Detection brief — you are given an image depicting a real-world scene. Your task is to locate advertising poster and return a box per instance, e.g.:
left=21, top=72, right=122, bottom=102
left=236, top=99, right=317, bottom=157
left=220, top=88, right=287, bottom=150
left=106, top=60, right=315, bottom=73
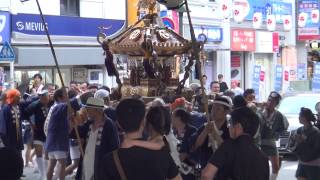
left=274, top=65, right=283, bottom=92
left=312, top=62, right=320, bottom=92
left=297, top=63, right=307, bottom=80
left=252, top=65, right=261, bottom=101
left=231, top=55, right=241, bottom=81
left=246, top=0, right=292, bottom=23
left=297, top=0, right=320, bottom=40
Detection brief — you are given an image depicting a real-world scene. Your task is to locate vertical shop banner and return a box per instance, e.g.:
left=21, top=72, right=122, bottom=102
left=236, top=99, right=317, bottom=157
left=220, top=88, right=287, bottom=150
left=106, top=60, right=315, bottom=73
left=298, top=0, right=320, bottom=40
left=231, top=55, right=241, bottom=81
left=297, top=63, right=307, bottom=80
left=272, top=32, right=279, bottom=52
left=282, top=47, right=298, bottom=81
left=274, top=65, right=283, bottom=92
left=231, top=29, right=255, bottom=51
left=312, top=62, right=320, bottom=92
left=252, top=65, right=261, bottom=101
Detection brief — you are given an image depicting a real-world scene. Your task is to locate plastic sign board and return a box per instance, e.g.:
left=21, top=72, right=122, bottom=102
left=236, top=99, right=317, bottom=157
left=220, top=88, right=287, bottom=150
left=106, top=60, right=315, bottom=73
left=194, top=26, right=223, bottom=42
left=231, top=29, right=255, bottom=51
left=0, top=11, right=10, bottom=44
left=0, top=41, right=15, bottom=61
left=12, top=13, right=125, bottom=37
left=274, top=65, right=283, bottom=92
left=312, top=62, right=320, bottom=92
left=252, top=65, right=261, bottom=101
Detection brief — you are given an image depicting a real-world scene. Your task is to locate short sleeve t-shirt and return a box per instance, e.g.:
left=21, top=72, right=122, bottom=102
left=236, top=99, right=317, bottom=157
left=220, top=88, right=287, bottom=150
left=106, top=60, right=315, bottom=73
left=98, top=146, right=179, bottom=180
left=209, top=135, right=269, bottom=180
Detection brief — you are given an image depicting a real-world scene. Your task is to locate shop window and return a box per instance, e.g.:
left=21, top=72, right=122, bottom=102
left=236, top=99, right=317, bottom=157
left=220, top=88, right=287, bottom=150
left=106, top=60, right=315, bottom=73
left=60, top=0, right=79, bottom=16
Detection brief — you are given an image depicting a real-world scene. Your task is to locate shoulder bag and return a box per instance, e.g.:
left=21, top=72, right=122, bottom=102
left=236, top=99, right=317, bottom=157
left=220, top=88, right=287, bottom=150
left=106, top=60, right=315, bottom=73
left=112, top=150, right=128, bottom=180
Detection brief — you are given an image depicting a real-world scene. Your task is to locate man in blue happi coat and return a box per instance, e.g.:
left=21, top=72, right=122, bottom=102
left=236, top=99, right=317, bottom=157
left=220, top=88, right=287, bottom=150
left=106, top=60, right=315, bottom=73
left=71, top=97, right=119, bottom=180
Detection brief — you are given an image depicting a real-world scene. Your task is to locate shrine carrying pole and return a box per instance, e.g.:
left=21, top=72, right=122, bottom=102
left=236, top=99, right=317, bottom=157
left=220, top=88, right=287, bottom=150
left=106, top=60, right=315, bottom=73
left=183, top=0, right=223, bottom=146
left=30, top=0, right=85, bottom=157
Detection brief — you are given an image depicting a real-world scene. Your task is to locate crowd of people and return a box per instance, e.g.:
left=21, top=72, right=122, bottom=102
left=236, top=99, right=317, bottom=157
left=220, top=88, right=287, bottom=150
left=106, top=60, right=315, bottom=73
left=0, top=73, right=320, bottom=180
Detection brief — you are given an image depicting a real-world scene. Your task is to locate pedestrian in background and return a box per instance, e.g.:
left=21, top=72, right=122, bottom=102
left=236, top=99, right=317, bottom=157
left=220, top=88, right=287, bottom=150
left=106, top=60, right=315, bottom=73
left=292, top=107, right=320, bottom=180
left=27, top=73, right=44, bottom=96
left=259, top=91, right=289, bottom=180
left=217, top=74, right=228, bottom=93
left=230, top=80, right=243, bottom=96
left=208, top=81, right=221, bottom=100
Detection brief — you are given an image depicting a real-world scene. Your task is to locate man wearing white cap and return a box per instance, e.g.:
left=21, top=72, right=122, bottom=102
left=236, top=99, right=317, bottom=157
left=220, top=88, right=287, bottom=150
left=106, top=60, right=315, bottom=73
left=71, top=97, right=119, bottom=180
left=94, top=89, right=116, bottom=122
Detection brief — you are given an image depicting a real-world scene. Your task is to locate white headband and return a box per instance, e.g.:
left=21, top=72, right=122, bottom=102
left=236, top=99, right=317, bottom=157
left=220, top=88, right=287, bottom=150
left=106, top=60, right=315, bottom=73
left=213, top=100, right=232, bottom=108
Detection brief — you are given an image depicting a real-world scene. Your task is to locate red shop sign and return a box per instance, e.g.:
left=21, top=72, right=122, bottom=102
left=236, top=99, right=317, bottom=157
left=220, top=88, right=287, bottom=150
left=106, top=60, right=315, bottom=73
left=272, top=32, right=279, bottom=53
left=260, top=70, right=265, bottom=81
left=231, top=29, right=255, bottom=51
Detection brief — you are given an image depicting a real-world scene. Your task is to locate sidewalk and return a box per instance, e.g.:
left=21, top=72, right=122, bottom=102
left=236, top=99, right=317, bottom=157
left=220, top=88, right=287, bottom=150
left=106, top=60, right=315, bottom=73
left=21, top=165, right=74, bottom=180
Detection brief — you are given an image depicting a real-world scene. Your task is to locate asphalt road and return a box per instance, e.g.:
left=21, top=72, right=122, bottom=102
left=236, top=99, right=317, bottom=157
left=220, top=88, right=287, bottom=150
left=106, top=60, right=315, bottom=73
left=21, top=160, right=298, bottom=180
left=278, top=160, right=298, bottom=180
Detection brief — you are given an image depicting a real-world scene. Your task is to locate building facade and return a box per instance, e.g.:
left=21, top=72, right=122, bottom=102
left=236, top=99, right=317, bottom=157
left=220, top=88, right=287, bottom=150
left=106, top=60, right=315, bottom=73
left=229, top=0, right=297, bottom=101
left=181, top=0, right=231, bottom=89
left=0, top=0, right=126, bottom=88
left=179, top=0, right=297, bottom=101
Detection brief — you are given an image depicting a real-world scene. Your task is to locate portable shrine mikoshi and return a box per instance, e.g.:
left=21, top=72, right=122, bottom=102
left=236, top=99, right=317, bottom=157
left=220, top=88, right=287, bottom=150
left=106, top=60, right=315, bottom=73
left=100, top=0, right=192, bottom=98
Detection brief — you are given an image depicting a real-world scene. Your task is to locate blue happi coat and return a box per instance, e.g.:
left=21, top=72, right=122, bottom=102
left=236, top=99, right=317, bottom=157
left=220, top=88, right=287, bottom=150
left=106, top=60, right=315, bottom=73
left=72, top=116, right=120, bottom=180
left=45, top=98, right=81, bottom=153
left=0, top=104, right=23, bottom=151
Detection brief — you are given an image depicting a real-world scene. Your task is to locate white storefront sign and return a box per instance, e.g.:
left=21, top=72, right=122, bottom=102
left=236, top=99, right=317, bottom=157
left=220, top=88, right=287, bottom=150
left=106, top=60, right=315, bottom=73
left=255, top=31, right=273, bottom=53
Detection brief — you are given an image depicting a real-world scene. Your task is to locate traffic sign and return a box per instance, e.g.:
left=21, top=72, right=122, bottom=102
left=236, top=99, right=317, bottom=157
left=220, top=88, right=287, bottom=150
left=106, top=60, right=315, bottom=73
left=0, top=41, right=15, bottom=61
